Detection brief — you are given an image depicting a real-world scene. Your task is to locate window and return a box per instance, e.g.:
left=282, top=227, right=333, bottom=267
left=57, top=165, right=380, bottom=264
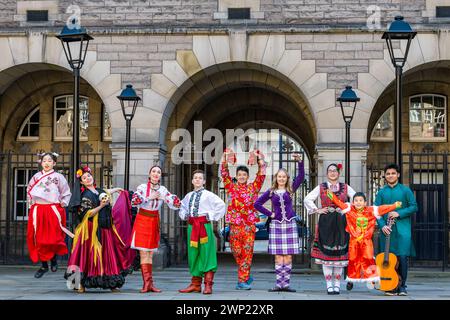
left=26, top=10, right=48, bottom=22
left=370, top=106, right=394, bottom=141
left=54, top=95, right=89, bottom=141
left=14, top=168, right=38, bottom=221
left=436, top=6, right=450, bottom=17
left=17, top=106, right=40, bottom=141
left=409, top=94, right=447, bottom=142
left=102, top=104, right=112, bottom=141
left=228, top=8, right=251, bottom=19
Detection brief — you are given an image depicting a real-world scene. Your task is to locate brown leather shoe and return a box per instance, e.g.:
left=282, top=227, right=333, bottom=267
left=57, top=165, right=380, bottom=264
left=203, top=271, right=215, bottom=295
left=179, top=276, right=202, bottom=293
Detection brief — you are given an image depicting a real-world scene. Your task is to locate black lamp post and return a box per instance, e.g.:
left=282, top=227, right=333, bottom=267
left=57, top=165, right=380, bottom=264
left=56, top=22, right=93, bottom=196
left=117, top=84, right=141, bottom=191
left=382, top=16, right=416, bottom=178
left=337, top=86, right=360, bottom=185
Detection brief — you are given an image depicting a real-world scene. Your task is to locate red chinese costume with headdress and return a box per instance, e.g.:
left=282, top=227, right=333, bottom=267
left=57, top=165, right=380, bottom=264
left=327, top=191, right=401, bottom=282
left=27, top=169, right=72, bottom=264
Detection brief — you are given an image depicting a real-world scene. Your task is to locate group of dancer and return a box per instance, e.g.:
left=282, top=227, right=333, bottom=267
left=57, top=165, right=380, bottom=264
left=27, top=149, right=417, bottom=296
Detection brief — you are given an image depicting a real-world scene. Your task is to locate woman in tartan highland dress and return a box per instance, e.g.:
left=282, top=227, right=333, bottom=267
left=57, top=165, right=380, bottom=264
left=254, top=154, right=304, bottom=292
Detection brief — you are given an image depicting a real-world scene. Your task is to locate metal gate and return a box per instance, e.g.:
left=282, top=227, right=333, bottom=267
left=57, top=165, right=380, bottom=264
left=159, top=145, right=312, bottom=267
left=367, top=151, right=449, bottom=270
left=0, top=151, right=113, bottom=264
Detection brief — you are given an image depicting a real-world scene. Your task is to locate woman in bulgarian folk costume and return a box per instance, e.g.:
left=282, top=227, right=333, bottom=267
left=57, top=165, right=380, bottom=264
left=64, top=166, right=134, bottom=293
left=130, top=165, right=181, bottom=293
left=27, top=152, right=72, bottom=279
left=304, top=163, right=356, bottom=295
left=254, top=154, right=305, bottom=292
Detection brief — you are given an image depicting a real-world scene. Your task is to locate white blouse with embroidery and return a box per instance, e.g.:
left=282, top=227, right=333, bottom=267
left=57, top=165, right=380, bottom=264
left=179, top=189, right=226, bottom=222
left=131, top=183, right=180, bottom=211
left=27, top=170, right=72, bottom=206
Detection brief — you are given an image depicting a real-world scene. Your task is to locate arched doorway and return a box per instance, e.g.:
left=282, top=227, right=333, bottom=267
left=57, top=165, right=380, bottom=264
left=367, top=60, right=450, bottom=269
left=0, top=63, right=113, bottom=263
left=160, top=62, right=316, bottom=266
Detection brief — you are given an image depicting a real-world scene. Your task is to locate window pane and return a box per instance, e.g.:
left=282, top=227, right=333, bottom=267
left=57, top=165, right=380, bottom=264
left=104, top=111, right=112, bottom=139
left=435, top=96, right=445, bottom=109
left=410, top=96, right=421, bottom=109
left=30, top=110, right=40, bottom=123
left=56, top=99, right=66, bottom=109
left=16, top=202, right=26, bottom=218
left=371, top=106, right=394, bottom=140
left=56, top=109, right=73, bottom=138
left=16, top=187, right=26, bottom=201
left=17, top=170, right=25, bottom=184
left=29, top=124, right=39, bottom=137
left=423, top=96, right=433, bottom=108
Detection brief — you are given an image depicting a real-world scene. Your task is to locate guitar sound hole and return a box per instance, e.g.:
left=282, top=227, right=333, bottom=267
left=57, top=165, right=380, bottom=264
left=382, top=261, right=389, bottom=268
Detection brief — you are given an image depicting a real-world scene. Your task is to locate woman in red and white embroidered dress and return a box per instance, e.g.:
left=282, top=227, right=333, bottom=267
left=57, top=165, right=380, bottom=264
left=26, top=152, right=72, bottom=278
left=131, top=165, right=181, bottom=293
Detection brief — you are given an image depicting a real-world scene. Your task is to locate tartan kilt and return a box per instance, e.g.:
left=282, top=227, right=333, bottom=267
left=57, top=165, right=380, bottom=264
left=268, top=219, right=299, bottom=255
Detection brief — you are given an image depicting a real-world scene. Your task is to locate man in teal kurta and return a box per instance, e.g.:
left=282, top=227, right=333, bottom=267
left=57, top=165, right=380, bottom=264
left=375, top=163, right=417, bottom=296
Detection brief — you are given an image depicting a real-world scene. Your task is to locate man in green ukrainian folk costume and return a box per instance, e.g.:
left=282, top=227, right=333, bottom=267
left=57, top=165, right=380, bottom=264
left=178, top=169, right=226, bottom=295
left=375, top=163, right=418, bottom=296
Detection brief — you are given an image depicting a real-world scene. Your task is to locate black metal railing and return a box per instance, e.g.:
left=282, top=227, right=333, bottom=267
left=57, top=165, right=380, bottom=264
left=367, top=151, right=449, bottom=270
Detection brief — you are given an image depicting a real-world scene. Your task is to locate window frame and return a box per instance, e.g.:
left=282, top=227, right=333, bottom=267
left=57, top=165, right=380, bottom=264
left=13, top=168, right=38, bottom=221
left=409, top=94, right=447, bottom=143
left=53, top=94, right=89, bottom=142
left=17, top=105, right=40, bottom=142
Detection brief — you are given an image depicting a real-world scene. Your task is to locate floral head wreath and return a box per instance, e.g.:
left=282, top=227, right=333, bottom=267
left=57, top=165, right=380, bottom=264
left=76, top=165, right=92, bottom=179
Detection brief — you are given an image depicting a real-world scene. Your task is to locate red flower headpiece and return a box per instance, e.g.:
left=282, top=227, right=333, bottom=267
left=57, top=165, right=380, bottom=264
left=76, top=165, right=92, bottom=179
left=337, top=164, right=343, bottom=171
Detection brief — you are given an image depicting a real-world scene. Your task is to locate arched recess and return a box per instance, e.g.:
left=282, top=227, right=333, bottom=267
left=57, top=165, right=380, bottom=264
left=367, top=60, right=450, bottom=166
left=161, top=61, right=317, bottom=162
left=0, top=63, right=114, bottom=153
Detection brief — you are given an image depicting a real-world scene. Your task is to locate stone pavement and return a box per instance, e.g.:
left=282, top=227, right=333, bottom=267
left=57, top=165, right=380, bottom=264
left=1, top=265, right=450, bottom=300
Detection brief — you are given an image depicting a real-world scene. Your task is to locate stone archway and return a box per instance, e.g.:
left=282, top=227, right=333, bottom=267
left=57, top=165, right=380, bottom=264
left=0, top=35, right=123, bottom=132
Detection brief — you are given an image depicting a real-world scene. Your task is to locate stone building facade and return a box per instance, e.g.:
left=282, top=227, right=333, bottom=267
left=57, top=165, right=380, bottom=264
left=1, top=0, right=449, bottom=266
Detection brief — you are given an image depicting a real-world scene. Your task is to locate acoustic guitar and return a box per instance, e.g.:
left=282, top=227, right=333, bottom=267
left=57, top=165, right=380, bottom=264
left=375, top=216, right=400, bottom=292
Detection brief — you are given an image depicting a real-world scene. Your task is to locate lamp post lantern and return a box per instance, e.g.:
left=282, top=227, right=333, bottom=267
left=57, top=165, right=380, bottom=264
left=117, top=84, right=141, bottom=191
left=56, top=22, right=93, bottom=199
left=382, top=15, right=416, bottom=179
left=337, top=86, right=360, bottom=185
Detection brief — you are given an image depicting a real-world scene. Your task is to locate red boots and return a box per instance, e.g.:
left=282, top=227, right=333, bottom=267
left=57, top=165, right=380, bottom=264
left=178, top=276, right=202, bottom=293
left=140, top=263, right=161, bottom=293
left=202, top=271, right=215, bottom=295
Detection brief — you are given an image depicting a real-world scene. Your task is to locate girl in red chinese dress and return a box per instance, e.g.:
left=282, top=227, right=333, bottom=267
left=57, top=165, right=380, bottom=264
left=27, top=152, right=72, bottom=279
left=327, top=190, right=401, bottom=285
left=131, top=165, right=181, bottom=293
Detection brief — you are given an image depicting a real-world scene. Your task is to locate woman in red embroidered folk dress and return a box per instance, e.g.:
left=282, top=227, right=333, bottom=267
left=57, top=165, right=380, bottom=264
left=26, top=152, right=72, bottom=278
left=131, top=165, right=181, bottom=293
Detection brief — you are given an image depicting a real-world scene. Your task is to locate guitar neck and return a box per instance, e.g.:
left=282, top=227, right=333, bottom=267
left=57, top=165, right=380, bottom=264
left=383, top=220, right=392, bottom=263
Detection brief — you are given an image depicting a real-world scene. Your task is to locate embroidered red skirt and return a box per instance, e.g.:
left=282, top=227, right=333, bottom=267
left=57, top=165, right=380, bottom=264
left=26, top=203, right=69, bottom=263
left=131, top=208, right=160, bottom=251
